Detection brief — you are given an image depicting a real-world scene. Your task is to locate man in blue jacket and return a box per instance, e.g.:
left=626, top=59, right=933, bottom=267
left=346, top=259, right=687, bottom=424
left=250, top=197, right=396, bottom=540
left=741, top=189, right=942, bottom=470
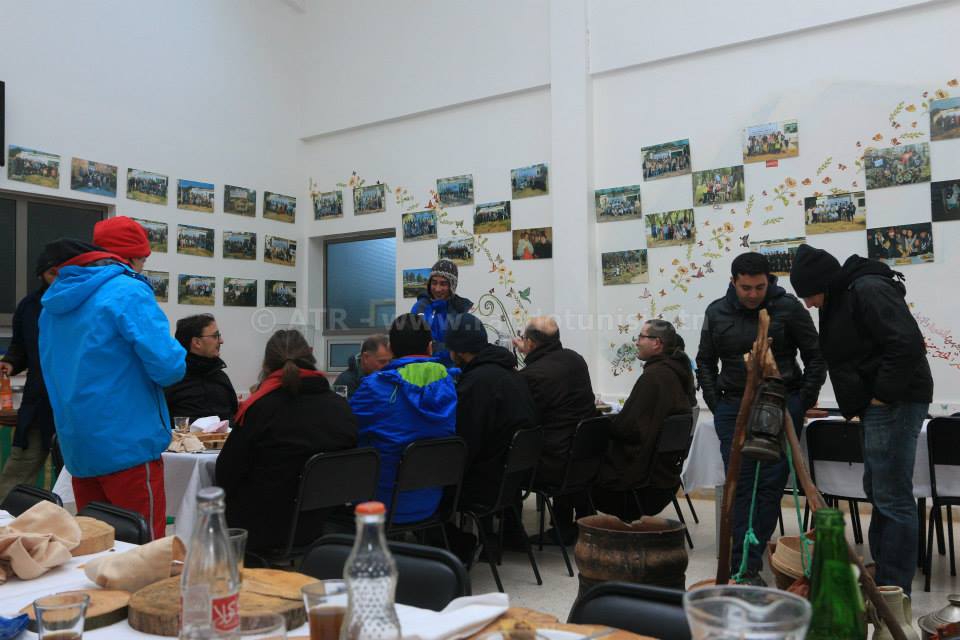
left=39, top=217, right=185, bottom=540
left=350, top=313, right=457, bottom=524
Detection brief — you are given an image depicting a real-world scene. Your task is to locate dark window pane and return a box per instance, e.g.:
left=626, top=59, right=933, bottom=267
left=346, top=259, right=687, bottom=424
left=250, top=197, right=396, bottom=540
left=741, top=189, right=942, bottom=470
left=0, top=199, right=15, bottom=314
left=26, top=202, right=102, bottom=294
left=325, top=236, right=396, bottom=331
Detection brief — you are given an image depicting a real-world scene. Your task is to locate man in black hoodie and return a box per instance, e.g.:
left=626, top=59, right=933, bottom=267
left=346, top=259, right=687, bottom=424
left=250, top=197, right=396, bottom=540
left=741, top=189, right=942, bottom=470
left=791, top=244, right=932, bottom=594
left=165, top=314, right=238, bottom=422
left=697, top=252, right=826, bottom=584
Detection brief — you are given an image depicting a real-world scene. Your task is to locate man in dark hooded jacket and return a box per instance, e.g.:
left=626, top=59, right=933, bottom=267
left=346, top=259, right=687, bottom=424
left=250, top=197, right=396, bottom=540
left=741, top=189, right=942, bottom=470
left=165, top=314, right=238, bottom=422
left=791, top=244, right=931, bottom=594
left=697, top=251, right=826, bottom=583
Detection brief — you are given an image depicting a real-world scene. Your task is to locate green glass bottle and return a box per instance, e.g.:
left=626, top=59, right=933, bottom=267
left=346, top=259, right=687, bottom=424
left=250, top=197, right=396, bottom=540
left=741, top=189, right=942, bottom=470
left=806, top=508, right=867, bottom=639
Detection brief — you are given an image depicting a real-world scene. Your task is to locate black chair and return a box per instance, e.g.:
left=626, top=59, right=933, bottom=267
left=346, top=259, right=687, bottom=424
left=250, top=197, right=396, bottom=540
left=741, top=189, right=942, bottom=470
left=631, top=413, right=696, bottom=550
left=0, top=484, right=62, bottom=516
left=460, top=427, right=544, bottom=592
left=567, top=581, right=691, bottom=640
left=678, top=408, right=701, bottom=527
left=50, top=434, right=64, bottom=478
left=924, top=417, right=960, bottom=592
left=262, top=447, right=380, bottom=566
left=534, top=416, right=611, bottom=577
left=299, top=533, right=470, bottom=611
left=78, top=501, right=151, bottom=544
left=386, top=437, right=468, bottom=550
left=804, top=420, right=865, bottom=544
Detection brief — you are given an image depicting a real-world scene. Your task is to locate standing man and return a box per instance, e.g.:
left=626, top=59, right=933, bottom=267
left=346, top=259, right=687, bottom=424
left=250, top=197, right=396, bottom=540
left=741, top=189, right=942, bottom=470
left=40, top=217, right=185, bottom=539
left=791, top=244, right=932, bottom=594
left=697, top=252, right=826, bottom=584
left=333, top=334, right=391, bottom=398
left=411, top=259, right=473, bottom=366
left=166, top=314, right=238, bottom=421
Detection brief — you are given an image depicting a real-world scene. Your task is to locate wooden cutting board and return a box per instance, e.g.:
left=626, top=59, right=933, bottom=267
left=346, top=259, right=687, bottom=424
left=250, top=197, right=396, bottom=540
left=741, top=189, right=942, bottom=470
left=72, top=516, right=115, bottom=556
left=20, top=589, right=130, bottom=632
left=128, top=569, right=313, bottom=636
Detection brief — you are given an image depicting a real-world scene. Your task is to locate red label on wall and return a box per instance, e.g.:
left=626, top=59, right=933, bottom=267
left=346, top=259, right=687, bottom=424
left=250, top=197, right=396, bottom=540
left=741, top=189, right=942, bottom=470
left=212, top=593, right=240, bottom=632
left=766, top=159, right=779, bottom=167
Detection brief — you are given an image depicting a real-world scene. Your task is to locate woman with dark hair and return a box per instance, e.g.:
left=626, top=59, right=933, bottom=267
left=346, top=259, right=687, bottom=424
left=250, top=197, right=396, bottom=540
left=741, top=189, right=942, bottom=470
left=215, top=329, right=357, bottom=551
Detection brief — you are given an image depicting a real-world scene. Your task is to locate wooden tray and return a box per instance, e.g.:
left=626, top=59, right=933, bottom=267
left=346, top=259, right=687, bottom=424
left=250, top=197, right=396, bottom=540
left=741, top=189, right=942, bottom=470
left=20, top=589, right=129, bottom=631
left=195, top=432, right=228, bottom=450
left=72, top=516, right=115, bottom=556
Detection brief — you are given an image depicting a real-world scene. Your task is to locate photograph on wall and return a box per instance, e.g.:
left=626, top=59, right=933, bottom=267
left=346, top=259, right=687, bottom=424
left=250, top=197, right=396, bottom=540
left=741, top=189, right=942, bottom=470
left=595, top=185, right=642, bottom=222
left=264, top=235, right=296, bottom=267
left=402, top=268, right=432, bottom=299
left=126, top=168, right=168, bottom=205
left=313, top=189, right=343, bottom=220
left=353, top=183, right=386, bottom=214
left=437, top=174, right=474, bottom=206
left=178, top=274, right=215, bottom=306
left=804, top=191, right=866, bottom=235
left=750, top=237, right=805, bottom=276
left=473, top=201, right=511, bottom=234
left=692, top=166, right=745, bottom=205
left=512, top=227, right=553, bottom=260
left=8, top=146, right=60, bottom=188
left=742, top=119, right=799, bottom=164
left=644, top=209, right=696, bottom=248
left=263, top=191, right=296, bottom=223
left=176, top=224, right=215, bottom=258
left=931, top=97, right=960, bottom=141
left=177, top=179, right=215, bottom=213
left=601, top=249, right=649, bottom=285
left=223, top=277, right=257, bottom=307
left=510, top=163, right=549, bottom=199
left=931, top=178, right=960, bottom=222
left=132, top=218, right=168, bottom=253
left=867, top=222, right=934, bottom=266
left=864, top=142, right=931, bottom=190
left=438, top=236, right=475, bottom=266
left=641, top=139, right=691, bottom=181
left=223, top=231, right=256, bottom=260
left=401, top=210, right=437, bottom=242
left=70, top=158, right=117, bottom=197
left=265, top=279, right=296, bottom=307
left=144, top=270, right=169, bottom=303
left=223, top=185, right=256, bottom=217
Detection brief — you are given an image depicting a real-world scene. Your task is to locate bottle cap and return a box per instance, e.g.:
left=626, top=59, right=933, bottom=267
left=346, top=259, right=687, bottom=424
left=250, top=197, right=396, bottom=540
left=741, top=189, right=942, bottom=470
left=197, top=486, right=226, bottom=503
left=355, top=501, right=385, bottom=515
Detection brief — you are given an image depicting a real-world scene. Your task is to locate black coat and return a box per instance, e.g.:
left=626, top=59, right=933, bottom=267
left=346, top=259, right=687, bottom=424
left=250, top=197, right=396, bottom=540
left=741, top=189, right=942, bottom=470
left=455, top=345, right=538, bottom=506
left=1, top=287, right=55, bottom=450
left=519, top=340, right=598, bottom=485
left=819, top=255, right=933, bottom=418
left=696, top=277, right=826, bottom=411
left=332, top=354, right=364, bottom=398
left=215, top=376, right=358, bottom=551
left=164, top=353, right=238, bottom=422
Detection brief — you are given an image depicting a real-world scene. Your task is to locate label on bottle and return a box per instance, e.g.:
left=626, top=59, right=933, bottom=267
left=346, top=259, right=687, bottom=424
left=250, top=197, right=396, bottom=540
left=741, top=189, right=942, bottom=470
left=211, top=592, right=240, bottom=632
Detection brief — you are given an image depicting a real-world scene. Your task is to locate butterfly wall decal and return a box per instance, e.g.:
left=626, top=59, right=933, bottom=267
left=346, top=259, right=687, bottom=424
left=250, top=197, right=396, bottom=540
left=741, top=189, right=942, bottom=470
left=740, top=235, right=750, bottom=248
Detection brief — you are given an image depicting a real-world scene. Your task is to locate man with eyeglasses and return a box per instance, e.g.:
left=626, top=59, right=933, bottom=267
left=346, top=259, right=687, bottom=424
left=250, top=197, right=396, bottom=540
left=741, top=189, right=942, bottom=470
left=166, top=314, right=238, bottom=423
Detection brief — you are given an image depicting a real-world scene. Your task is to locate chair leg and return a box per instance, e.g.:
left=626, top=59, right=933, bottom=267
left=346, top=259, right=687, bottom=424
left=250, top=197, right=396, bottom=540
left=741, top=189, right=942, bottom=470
left=512, top=505, right=542, bottom=586
left=672, top=497, right=694, bottom=550
left=681, top=482, right=700, bottom=524
left=496, top=513, right=505, bottom=566
left=468, top=513, right=503, bottom=593
left=848, top=500, right=862, bottom=545
left=918, top=498, right=927, bottom=571
left=542, top=497, right=573, bottom=577
left=803, top=501, right=810, bottom=532
left=926, top=505, right=937, bottom=592
left=937, top=502, right=947, bottom=555
left=949, top=505, right=956, bottom=577
left=438, top=524, right=451, bottom=552
left=537, top=494, right=545, bottom=551
left=778, top=509, right=785, bottom=536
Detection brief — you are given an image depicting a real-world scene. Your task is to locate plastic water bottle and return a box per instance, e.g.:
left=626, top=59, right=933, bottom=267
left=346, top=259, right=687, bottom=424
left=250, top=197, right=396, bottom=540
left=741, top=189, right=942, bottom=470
left=180, top=487, right=240, bottom=639
left=341, top=502, right=401, bottom=640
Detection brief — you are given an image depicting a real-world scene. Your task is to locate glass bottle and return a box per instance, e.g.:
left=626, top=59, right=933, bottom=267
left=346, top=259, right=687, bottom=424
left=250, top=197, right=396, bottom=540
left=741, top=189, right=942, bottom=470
left=180, top=486, right=240, bottom=639
left=806, top=508, right=867, bottom=639
left=340, top=501, right=401, bottom=640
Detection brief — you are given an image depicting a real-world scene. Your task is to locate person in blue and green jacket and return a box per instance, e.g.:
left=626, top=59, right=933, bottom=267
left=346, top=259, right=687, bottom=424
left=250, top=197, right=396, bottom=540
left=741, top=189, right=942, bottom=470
left=349, top=313, right=458, bottom=523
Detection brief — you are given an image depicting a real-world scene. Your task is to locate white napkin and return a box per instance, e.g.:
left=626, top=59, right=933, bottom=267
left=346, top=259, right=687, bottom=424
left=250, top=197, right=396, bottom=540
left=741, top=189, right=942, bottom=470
left=396, top=593, right=509, bottom=640
left=189, top=416, right=229, bottom=433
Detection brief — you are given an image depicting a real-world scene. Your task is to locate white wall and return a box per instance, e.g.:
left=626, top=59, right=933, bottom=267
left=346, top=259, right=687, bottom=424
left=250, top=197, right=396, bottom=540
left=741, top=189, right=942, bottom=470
left=0, top=0, right=307, bottom=392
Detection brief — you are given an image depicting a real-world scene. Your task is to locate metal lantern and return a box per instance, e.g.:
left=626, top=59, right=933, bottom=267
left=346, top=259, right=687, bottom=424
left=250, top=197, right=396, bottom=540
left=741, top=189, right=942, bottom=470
left=742, top=377, right=787, bottom=462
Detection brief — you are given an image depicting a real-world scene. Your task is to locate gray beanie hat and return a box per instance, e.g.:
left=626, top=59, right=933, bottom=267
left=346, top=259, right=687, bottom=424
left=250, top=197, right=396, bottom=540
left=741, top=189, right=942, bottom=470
left=429, top=259, right=458, bottom=293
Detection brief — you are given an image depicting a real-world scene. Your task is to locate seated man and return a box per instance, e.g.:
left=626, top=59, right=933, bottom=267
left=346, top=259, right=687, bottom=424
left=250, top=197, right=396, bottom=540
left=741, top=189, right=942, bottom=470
left=350, top=314, right=457, bottom=523
left=333, top=334, right=391, bottom=398
left=165, top=314, right=238, bottom=422
left=593, top=320, right=696, bottom=522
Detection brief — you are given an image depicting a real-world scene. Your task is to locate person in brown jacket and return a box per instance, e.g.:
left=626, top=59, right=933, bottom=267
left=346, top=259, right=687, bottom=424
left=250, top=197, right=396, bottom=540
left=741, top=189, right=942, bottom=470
left=594, top=319, right=696, bottom=521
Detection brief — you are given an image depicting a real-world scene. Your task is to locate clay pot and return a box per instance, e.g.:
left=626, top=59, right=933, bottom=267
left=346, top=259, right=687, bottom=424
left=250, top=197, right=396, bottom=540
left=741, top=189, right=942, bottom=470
left=574, top=514, right=688, bottom=595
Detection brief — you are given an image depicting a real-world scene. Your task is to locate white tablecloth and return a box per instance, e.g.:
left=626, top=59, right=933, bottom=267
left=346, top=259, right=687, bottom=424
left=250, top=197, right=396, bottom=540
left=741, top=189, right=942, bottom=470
left=52, top=451, right=220, bottom=542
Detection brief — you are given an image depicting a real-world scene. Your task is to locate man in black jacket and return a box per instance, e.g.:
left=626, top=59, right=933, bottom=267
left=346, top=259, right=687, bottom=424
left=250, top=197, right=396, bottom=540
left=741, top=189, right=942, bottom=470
left=333, top=334, right=391, bottom=398
left=166, top=314, right=238, bottom=422
left=791, top=244, right=932, bottom=594
left=697, top=252, right=826, bottom=583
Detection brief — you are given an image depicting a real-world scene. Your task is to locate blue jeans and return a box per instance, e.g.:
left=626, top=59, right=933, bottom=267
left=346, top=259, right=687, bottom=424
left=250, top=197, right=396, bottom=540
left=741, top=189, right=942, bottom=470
left=715, top=392, right=806, bottom=573
left=862, top=401, right=927, bottom=595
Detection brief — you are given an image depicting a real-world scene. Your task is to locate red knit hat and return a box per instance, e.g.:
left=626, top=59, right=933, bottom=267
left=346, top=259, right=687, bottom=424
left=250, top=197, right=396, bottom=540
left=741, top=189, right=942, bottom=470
left=93, top=216, right=151, bottom=259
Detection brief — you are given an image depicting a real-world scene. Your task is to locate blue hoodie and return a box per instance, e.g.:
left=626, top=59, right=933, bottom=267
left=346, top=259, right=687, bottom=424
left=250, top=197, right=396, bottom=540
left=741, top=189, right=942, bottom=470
left=39, top=262, right=186, bottom=478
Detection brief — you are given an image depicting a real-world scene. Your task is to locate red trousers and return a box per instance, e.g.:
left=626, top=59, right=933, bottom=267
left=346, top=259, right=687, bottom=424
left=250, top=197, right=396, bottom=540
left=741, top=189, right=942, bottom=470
left=72, top=459, right=166, bottom=540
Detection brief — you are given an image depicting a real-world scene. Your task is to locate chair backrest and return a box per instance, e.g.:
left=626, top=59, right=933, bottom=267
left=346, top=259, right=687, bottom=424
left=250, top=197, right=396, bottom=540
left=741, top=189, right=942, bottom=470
left=567, top=581, right=691, bottom=640
left=926, top=417, right=960, bottom=498
left=389, top=437, right=467, bottom=526
left=298, top=534, right=471, bottom=611
left=657, top=414, right=695, bottom=455
left=50, top=434, right=65, bottom=476
left=492, top=427, right=543, bottom=510
left=78, top=501, right=151, bottom=544
left=0, top=484, right=62, bottom=517
left=560, top=416, right=612, bottom=491
left=805, top=419, right=864, bottom=485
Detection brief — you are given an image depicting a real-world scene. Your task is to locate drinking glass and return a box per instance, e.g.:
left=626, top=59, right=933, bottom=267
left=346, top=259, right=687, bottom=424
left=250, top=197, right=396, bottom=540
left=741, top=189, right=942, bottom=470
left=333, top=385, right=349, bottom=400
left=240, top=612, right=287, bottom=639
left=174, top=416, right=191, bottom=433
left=226, top=527, right=248, bottom=572
left=301, top=580, right=347, bottom=640
left=33, top=592, right=90, bottom=639
left=683, top=585, right=811, bottom=640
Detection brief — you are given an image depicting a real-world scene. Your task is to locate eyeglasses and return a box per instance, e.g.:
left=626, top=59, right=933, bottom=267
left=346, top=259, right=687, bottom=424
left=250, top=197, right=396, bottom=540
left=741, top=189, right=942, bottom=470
left=637, top=334, right=661, bottom=341
left=199, top=331, right=222, bottom=340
